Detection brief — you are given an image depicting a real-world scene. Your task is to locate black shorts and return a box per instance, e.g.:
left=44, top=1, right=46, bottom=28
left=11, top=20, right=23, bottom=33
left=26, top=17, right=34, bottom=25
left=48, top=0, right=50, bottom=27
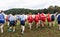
left=0, top=20, right=5, bottom=24
left=9, top=21, right=16, bottom=27
left=20, top=20, right=25, bottom=26
left=51, top=18, right=54, bottom=21
left=58, top=21, right=60, bottom=24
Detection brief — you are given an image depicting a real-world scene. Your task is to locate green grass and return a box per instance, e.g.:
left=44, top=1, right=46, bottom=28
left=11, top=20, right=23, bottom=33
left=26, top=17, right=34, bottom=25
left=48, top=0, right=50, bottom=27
left=0, top=19, right=60, bottom=37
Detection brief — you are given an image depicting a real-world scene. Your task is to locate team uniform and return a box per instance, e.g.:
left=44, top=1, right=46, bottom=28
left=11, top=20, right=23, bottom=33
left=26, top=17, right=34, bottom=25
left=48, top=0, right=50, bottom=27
left=47, top=14, right=51, bottom=22
left=37, top=13, right=41, bottom=25
left=34, top=14, right=39, bottom=23
left=28, top=15, right=33, bottom=23
left=41, top=13, right=46, bottom=22
left=51, top=14, right=56, bottom=27
left=8, top=14, right=16, bottom=32
left=28, top=15, right=33, bottom=29
left=57, top=14, right=60, bottom=24
left=37, top=13, right=41, bottom=20
left=40, top=13, right=46, bottom=27
left=46, top=14, right=52, bottom=27
left=34, top=14, right=40, bottom=28
left=15, top=15, right=20, bottom=25
left=9, top=15, right=16, bottom=26
left=5, top=15, right=10, bottom=28
left=20, top=15, right=26, bottom=26
left=16, top=15, right=20, bottom=20
left=57, top=14, right=60, bottom=30
left=6, top=15, right=9, bottom=22
left=0, top=13, right=5, bottom=33
left=20, top=14, right=26, bottom=34
left=0, top=14, right=5, bottom=24
left=51, top=14, right=55, bottom=22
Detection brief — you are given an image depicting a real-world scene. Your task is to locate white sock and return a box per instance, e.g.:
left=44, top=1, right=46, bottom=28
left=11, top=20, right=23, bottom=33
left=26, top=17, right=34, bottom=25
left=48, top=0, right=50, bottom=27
left=36, top=23, right=39, bottom=28
left=22, top=26, right=25, bottom=34
left=29, top=23, right=32, bottom=29
left=59, top=28, right=60, bottom=30
left=1, top=25, right=3, bottom=33
left=13, top=29, right=15, bottom=32
left=1, top=28, right=3, bottom=33
left=8, top=22, right=9, bottom=27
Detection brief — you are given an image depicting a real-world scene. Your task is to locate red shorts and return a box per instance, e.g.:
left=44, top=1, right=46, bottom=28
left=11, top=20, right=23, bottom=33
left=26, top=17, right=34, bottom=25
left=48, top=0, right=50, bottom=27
left=47, top=18, right=51, bottom=22
left=6, top=19, right=9, bottom=22
left=42, top=20, right=45, bottom=22
left=34, top=19, right=39, bottom=23
left=28, top=20, right=33, bottom=23
left=41, top=18, right=45, bottom=22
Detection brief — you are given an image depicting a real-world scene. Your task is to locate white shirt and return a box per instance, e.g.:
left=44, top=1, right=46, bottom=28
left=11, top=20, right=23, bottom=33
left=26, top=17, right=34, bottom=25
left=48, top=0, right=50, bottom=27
left=9, top=15, right=16, bottom=21
left=25, top=15, right=28, bottom=20
left=20, top=14, right=26, bottom=21
left=57, top=14, right=60, bottom=18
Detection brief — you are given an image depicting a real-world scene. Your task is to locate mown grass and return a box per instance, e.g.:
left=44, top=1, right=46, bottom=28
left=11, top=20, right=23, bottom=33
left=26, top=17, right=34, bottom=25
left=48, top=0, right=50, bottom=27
left=0, top=19, right=60, bottom=37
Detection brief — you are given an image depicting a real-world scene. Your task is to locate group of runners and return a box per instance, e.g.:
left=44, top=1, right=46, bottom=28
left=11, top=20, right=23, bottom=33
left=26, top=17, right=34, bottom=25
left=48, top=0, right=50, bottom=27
left=0, top=10, right=60, bottom=35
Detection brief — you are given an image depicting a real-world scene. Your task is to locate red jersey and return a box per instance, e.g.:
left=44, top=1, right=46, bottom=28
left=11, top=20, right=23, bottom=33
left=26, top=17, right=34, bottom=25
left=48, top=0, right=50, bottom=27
left=47, top=14, right=51, bottom=22
left=34, top=14, right=39, bottom=23
left=39, top=14, right=41, bottom=20
left=28, top=15, right=33, bottom=23
left=41, top=13, right=46, bottom=22
left=37, top=13, right=41, bottom=20
left=6, top=15, right=9, bottom=22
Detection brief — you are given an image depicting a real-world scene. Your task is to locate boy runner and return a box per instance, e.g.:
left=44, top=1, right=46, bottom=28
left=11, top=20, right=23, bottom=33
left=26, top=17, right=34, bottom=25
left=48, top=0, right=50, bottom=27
left=0, top=10, right=5, bottom=33
left=20, top=14, right=26, bottom=34
left=41, top=13, right=46, bottom=27
left=46, top=12, right=51, bottom=27
left=27, top=13, right=33, bottom=29
left=34, top=13, right=40, bottom=28
left=8, top=14, right=16, bottom=32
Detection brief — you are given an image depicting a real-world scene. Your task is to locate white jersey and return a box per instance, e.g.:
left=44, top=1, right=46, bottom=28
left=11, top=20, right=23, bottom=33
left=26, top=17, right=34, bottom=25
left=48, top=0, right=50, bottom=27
left=25, top=15, right=28, bottom=20
left=20, top=14, right=26, bottom=21
left=57, top=14, right=60, bottom=18
left=9, top=15, right=16, bottom=21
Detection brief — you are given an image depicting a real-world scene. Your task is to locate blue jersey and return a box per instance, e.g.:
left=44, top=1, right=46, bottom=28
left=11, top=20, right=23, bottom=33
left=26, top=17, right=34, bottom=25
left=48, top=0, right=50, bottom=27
left=0, top=13, right=5, bottom=20
left=20, top=15, right=26, bottom=21
left=57, top=14, right=60, bottom=21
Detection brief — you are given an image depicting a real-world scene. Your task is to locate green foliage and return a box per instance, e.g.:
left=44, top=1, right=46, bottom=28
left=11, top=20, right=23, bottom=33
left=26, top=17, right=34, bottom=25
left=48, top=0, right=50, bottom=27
left=4, top=6, right=59, bottom=14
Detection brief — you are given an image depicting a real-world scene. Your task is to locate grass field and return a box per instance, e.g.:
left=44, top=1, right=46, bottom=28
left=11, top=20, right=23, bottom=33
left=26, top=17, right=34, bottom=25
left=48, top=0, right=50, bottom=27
left=0, top=20, right=60, bottom=37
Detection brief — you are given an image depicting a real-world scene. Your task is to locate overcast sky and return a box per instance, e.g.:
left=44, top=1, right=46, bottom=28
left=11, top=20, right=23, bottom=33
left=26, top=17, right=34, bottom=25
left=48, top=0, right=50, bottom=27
left=0, top=0, right=60, bottom=10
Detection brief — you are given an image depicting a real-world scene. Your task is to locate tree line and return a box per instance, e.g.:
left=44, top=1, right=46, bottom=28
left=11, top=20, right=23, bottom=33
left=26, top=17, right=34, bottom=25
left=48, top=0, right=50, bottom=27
left=4, top=6, right=60, bottom=15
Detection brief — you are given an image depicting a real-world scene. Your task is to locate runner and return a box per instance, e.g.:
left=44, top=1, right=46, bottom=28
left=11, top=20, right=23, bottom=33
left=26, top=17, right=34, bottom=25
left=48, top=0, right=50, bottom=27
left=51, top=12, right=58, bottom=27
left=34, top=13, right=40, bottom=28
left=46, top=12, right=51, bottom=27
left=20, top=14, right=26, bottom=34
left=16, top=15, right=20, bottom=25
left=41, top=12, right=46, bottom=27
left=37, top=13, right=41, bottom=26
left=0, top=10, right=5, bottom=33
left=57, top=12, right=60, bottom=30
left=27, top=13, right=33, bottom=29
left=8, top=14, right=16, bottom=32
left=5, top=15, right=10, bottom=28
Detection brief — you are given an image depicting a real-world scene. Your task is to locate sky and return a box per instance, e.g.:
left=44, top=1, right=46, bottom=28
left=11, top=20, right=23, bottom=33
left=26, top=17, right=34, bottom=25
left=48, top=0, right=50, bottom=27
left=0, top=0, right=60, bottom=10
